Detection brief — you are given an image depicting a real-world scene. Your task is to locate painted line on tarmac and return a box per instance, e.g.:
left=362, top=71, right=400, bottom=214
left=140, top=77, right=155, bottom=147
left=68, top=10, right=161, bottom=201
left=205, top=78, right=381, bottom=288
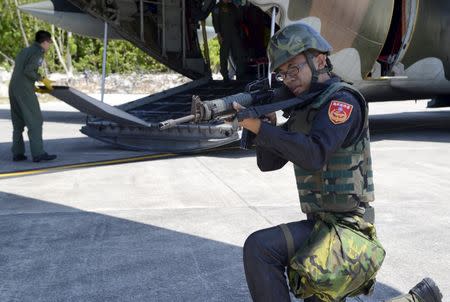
left=0, top=145, right=244, bottom=179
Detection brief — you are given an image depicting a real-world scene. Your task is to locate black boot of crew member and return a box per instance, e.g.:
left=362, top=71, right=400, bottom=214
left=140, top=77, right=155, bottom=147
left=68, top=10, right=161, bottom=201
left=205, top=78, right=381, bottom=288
left=13, top=154, right=27, bottom=161
left=33, top=152, right=57, bottom=162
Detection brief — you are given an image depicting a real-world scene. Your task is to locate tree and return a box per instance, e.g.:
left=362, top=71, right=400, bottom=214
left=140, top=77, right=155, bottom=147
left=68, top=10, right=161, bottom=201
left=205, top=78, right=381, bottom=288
left=0, top=0, right=220, bottom=74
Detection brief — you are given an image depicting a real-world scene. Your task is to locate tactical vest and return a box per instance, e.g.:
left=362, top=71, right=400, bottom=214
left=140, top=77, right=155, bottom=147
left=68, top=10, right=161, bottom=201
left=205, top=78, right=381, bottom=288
left=287, top=82, right=374, bottom=214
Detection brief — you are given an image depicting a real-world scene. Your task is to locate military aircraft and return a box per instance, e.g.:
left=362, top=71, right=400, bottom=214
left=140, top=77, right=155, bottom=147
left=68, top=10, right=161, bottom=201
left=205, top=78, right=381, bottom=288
left=20, top=0, right=450, bottom=152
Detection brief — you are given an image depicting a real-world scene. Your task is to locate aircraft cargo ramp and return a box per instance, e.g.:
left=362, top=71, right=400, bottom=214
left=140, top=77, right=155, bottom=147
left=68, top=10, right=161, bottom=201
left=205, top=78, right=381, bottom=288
left=48, top=79, right=249, bottom=152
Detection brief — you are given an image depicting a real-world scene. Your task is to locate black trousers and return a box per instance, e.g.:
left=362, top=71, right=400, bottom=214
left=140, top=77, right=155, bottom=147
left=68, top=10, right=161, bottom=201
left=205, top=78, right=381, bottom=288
left=243, top=220, right=316, bottom=302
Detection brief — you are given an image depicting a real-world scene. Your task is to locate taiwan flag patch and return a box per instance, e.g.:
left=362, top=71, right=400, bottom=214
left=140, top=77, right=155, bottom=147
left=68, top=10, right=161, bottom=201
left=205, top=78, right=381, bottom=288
left=328, top=100, right=353, bottom=125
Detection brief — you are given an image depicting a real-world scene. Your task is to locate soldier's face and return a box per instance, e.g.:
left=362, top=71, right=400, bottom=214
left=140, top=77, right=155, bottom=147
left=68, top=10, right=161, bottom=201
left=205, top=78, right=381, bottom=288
left=41, top=40, right=52, bottom=52
left=278, top=54, right=313, bottom=96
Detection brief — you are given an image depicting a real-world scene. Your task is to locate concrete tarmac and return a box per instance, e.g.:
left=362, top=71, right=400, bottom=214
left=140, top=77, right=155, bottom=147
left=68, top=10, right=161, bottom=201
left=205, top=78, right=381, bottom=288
left=0, top=99, right=449, bottom=301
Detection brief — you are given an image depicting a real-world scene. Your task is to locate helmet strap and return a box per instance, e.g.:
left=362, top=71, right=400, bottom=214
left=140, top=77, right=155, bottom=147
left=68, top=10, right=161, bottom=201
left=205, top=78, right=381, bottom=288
left=305, top=51, right=333, bottom=85
left=325, top=57, right=333, bottom=75
left=305, top=51, right=319, bottom=85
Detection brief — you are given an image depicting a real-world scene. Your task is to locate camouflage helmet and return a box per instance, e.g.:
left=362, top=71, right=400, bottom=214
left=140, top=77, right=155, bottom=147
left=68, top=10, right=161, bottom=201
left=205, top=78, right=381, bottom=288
left=267, top=22, right=332, bottom=72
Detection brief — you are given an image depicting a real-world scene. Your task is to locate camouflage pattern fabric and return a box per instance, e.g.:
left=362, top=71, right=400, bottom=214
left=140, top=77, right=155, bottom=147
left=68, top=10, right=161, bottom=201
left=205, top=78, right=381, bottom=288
left=288, top=212, right=386, bottom=302
left=288, top=83, right=374, bottom=214
left=294, top=131, right=375, bottom=213
left=267, top=23, right=332, bottom=72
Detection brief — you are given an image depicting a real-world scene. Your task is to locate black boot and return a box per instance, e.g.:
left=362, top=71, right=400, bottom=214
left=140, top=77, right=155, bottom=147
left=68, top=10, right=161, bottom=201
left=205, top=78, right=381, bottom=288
left=12, top=154, right=27, bottom=161
left=33, top=152, right=57, bottom=162
left=409, top=278, right=443, bottom=302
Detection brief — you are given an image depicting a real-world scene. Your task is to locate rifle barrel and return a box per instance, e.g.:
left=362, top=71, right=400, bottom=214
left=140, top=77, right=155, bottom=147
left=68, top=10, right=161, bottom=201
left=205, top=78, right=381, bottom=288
left=159, top=115, right=195, bottom=130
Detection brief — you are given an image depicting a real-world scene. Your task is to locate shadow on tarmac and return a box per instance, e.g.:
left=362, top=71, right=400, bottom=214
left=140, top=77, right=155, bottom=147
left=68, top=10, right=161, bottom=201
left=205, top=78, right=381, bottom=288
left=0, top=136, right=250, bottom=175
left=0, top=192, right=403, bottom=301
left=0, top=137, right=149, bottom=174
left=0, top=192, right=250, bottom=301
left=1, top=109, right=449, bottom=175
left=369, top=110, right=450, bottom=143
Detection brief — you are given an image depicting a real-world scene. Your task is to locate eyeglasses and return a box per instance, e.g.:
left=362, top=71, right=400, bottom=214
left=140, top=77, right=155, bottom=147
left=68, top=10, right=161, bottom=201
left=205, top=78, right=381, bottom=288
left=275, top=61, right=308, bottom=82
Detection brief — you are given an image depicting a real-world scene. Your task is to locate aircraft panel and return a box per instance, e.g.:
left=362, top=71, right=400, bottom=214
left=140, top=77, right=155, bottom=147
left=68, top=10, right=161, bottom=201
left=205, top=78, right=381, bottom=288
left=401, top=0, right=450, bottom=80
left=67, top=0, right=209, bottom=79
left=48, top=86, right=151, bottom=127
left=250, top=0, right=395, bottom=81
left=20, top=0, right=122, bottom=39
left=79, top=80, right=249, bottom=152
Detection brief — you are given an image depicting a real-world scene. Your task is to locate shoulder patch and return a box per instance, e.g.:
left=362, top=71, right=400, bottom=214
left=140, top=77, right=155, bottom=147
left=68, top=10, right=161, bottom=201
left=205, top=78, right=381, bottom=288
left=328, top=100, right=353, bottom=125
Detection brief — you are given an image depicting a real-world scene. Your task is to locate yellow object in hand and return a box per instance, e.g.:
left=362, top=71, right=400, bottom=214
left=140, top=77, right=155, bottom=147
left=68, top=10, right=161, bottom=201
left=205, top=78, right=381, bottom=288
left=34, top=87, right=51, bottom=94
left=41, top=77, right=54, bottom=91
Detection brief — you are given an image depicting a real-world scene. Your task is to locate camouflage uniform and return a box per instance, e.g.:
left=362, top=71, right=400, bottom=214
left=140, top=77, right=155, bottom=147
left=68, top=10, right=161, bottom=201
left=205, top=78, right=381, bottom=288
left=212, top=0, right=246, bottom=80
left=9, top=42, right=45, bottom=158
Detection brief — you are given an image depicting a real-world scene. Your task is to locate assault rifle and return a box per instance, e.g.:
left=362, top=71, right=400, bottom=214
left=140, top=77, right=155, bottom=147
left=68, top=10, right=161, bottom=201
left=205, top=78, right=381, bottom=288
left=159, top=78, right=276, bottom=149
left=159, top=78, right=320, bottom=149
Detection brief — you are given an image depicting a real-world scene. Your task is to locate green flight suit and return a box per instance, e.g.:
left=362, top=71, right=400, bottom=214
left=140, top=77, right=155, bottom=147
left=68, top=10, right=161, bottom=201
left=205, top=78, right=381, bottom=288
left=212, top=1, right=246, bottom=80
left=9, top=42, right=45, bottom=158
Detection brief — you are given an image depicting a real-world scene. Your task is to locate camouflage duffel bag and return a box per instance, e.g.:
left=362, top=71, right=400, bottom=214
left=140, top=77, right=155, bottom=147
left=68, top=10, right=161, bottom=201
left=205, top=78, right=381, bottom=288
left=288, top=212, right=386, bottom=302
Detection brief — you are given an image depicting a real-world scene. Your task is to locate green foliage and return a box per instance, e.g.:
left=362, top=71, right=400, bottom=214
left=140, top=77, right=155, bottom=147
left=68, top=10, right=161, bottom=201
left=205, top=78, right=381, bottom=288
left=0, top=0, right=36, bottom=68
left=0, top=0, right=172, bottom=74
left=207, top=37, right=221, bottom=73
left=66, top=35, right=169, bottom=74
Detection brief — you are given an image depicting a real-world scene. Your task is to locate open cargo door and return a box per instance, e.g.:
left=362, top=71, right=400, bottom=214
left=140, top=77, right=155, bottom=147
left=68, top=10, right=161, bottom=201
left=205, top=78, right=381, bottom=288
left=48, top=86, right=151, bottom=127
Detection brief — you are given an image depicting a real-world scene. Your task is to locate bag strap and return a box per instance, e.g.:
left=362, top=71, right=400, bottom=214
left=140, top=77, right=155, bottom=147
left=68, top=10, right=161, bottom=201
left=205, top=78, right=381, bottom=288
left=279, top=224, right=295, bottom=262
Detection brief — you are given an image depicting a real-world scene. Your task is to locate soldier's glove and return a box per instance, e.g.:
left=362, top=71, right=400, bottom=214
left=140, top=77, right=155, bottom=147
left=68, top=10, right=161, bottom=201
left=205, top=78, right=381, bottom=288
left=41, top=77, right=54, bottom=91
left=34, top=87, right=51, bottom=94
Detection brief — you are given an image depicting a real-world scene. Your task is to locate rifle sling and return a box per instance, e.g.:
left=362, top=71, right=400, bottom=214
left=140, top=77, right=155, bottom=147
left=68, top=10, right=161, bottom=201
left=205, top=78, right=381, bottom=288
left=236, top=91, right=321, bottom=121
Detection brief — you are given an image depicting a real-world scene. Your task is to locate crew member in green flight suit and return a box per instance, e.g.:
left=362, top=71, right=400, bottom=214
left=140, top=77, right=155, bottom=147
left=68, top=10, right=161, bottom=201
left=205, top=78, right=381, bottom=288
left=9, top=30, right=57, bottom=162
